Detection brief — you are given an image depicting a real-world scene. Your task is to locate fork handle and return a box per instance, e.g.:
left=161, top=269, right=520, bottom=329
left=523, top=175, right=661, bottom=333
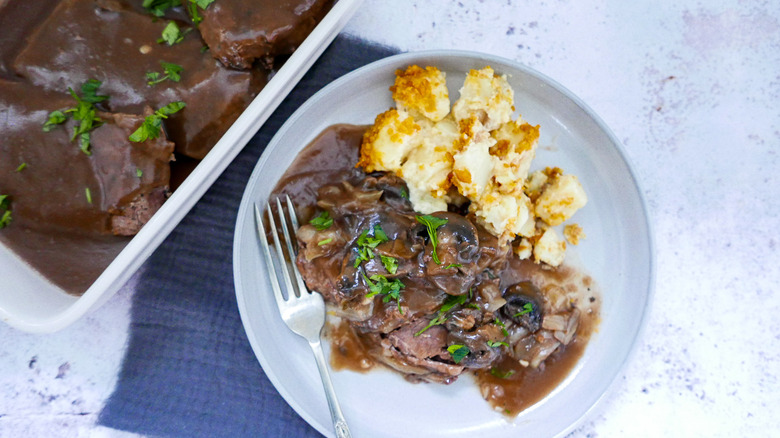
left=309, top=338, right=352, bottom=438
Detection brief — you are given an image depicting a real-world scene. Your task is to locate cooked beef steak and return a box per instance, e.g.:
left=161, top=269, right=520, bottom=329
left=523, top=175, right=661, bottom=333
left=13, top=0, right=267, bottom=159
left=0, top=80, right=174, bottom=236
left=199, top=0, right=333, bottom=69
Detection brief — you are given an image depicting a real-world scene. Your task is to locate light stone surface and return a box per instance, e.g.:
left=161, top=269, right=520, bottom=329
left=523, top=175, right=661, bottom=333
left=1, top=0, right=779, bottom=437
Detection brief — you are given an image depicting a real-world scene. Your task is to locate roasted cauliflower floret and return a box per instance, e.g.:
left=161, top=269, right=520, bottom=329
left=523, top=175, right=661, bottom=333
left=357, top=109, right=420, bottom=173
left=514, top=237, right=534, bottom=260
left=535, top=173, right=588, bottom=226
left=391, top=65, right=451, bottom=122
left=399, top=117, right=459, bottom=214
left=357, top=64, right=589, bottom=267
left=452, top=66, right=514, bottom=131
left=472, top=190, right=534, bottom=241
left=533, top=227, right=566, bottom=267
left=491, top=119, right=540, bottom=195
left=451, top=117, right=496, bottom=200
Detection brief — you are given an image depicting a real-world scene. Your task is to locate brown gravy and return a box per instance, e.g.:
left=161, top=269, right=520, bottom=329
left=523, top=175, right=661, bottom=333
left=0, top=0, right=330, bottom=295
left=272, top=124, right=600, bottom=416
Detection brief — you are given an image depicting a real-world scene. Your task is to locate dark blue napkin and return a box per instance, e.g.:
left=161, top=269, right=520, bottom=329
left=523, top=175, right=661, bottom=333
left=98, top=35, right=398, bottom=438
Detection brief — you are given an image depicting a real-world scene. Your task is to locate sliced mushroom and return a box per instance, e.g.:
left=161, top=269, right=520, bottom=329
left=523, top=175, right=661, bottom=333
left=501, top=282, right=543, bottom=333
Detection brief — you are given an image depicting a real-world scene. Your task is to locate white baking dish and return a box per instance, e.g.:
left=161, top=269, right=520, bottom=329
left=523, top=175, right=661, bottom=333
left=0, top=0, right=364, bottom=333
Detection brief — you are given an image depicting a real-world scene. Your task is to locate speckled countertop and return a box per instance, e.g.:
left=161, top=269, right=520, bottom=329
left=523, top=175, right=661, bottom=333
left=1, top=0, right=778, bottom=436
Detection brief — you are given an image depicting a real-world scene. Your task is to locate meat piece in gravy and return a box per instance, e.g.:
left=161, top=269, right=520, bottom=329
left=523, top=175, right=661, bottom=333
left=199, top=0, right=333, bottom=69
left=0, top=80, right=175, bottom=236
left=12, top=0, right=267, bottom=159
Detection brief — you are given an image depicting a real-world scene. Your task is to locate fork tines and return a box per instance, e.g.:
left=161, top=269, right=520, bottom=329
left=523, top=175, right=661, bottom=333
left=254, top=195, right=309, bottom=303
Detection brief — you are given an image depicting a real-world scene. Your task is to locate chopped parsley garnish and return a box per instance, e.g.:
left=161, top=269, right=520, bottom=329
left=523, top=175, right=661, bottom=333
left=487, top=340, right=509, bottom=348
left=85, top=188, right=92, bottom=204
left=146, top=61, right=184, bottom=86
left=317, top=237, right=333, bottom=246
left=80, top=79, right=109, bottom=104
left=15, top=163, right=27, bottom=172
left=42, top=111, right=67, bottom=132
left=309, top=211, right=333, bottom=231
left=0, top=195, right=11, bottom=229
left=494, top=317, right=510, bottom=337
left=415, top=214, right=447, bottom=264
left=490, top=368, right=515, bottom=379
left=447, top=344, right=470, bottom=364
left=142, top=0, right=179, bottom=17
left=353, top=224, right=389, bottom=268
left=42, top=79, right=109, bottom=155
left=415, top=293, right=468, bottom=336
left=380, top=255, right=398, bottom=274
left=187, top=0, right=215, bottom=26
left=158, top=21, right=190, bottom=45
left=128, top=101, right=186, bottom=142
left=399, top=188, right=409, bottom=199
left=514, top=303, right=534, bottom=317
left=136, top=168, right=143, bottom=178
left=362, top=273, right=405, bottom=314
left=445, top=263, right=462, bottom=269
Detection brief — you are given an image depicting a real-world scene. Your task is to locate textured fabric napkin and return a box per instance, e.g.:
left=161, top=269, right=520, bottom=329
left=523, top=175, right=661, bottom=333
left=98, top=35, right=398, bottom=438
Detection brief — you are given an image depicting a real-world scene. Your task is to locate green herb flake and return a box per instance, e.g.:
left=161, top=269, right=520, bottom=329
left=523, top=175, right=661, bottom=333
left=309, top=211, right=333, bottom=231
left=142, top=0, right=179, bottom=17
left=129, top=101, right=186, bottom=142
left=447, top=344, right=470, bottom=364
left=380, top=255, right=398, bottom=274
left=43, top=80, right=108, bottom=153
left=0, top=195, right=12, bottom=229
left=487, top=340, right=509, bottom=348
left=136, top=168, right=143, bottom=178
left=445, top=263, right=462, bottom=269
left=490, top=368, right=515, bottom=379
left=85, top=187, right=93, bottom=204
left=353, top=224, right=389, bottom=267
left=80, top=79, right=109, bottom=104
left=15, top=163, right=27, bottom=172
left=415, top=214, right=448, bottom=264
left=415, top=293, right=468, bottom=336
left=187, top=0, right=215, bottom=25
left=157, top=21, right=190, bottom=46
left=414, top=315, right=446, bottom=337
left=514, top=302, right=534, bottom=317
left=317, top=237, right=333, bottom=246
left=494, top=318, right=510, bottom=337
left=399, top=188, right=409, bottom=200
left=43, top=110, right=67, bottom=132
left=193, top=0, right=215, bottom=8
left=79, top=133, right=92, bottom=156
left=146, top=61, right=184, bottom=86
left=362, top=272, right=405, bottom=314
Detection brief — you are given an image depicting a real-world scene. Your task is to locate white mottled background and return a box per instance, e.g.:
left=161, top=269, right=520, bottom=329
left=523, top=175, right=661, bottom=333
left=1, top=0, right=778, bottom=436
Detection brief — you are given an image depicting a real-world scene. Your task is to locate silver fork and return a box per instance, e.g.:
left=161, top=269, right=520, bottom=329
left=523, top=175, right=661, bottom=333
left=255, top=195, right=351, bottom=438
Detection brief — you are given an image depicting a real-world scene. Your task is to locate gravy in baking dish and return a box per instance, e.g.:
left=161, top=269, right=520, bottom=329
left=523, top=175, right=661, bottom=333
left=0, top=0, right=332, bottom=294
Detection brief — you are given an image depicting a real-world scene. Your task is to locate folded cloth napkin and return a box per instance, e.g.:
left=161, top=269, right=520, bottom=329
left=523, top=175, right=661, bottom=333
left=98, top=35, right=398, bottom=438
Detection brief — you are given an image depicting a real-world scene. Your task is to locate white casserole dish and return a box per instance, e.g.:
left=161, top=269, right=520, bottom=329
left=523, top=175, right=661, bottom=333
left=0, top=0, right=364, bottom=333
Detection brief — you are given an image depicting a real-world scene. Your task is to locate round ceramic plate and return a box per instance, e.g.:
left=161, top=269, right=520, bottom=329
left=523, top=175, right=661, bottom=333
left=233, top=51, right=654, bottom=437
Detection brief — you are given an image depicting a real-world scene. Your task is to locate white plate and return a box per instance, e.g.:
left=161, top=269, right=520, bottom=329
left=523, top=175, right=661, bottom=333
left=0, top=0, right=364, bottom=333
left=233, top=51, right=654, bottom=437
